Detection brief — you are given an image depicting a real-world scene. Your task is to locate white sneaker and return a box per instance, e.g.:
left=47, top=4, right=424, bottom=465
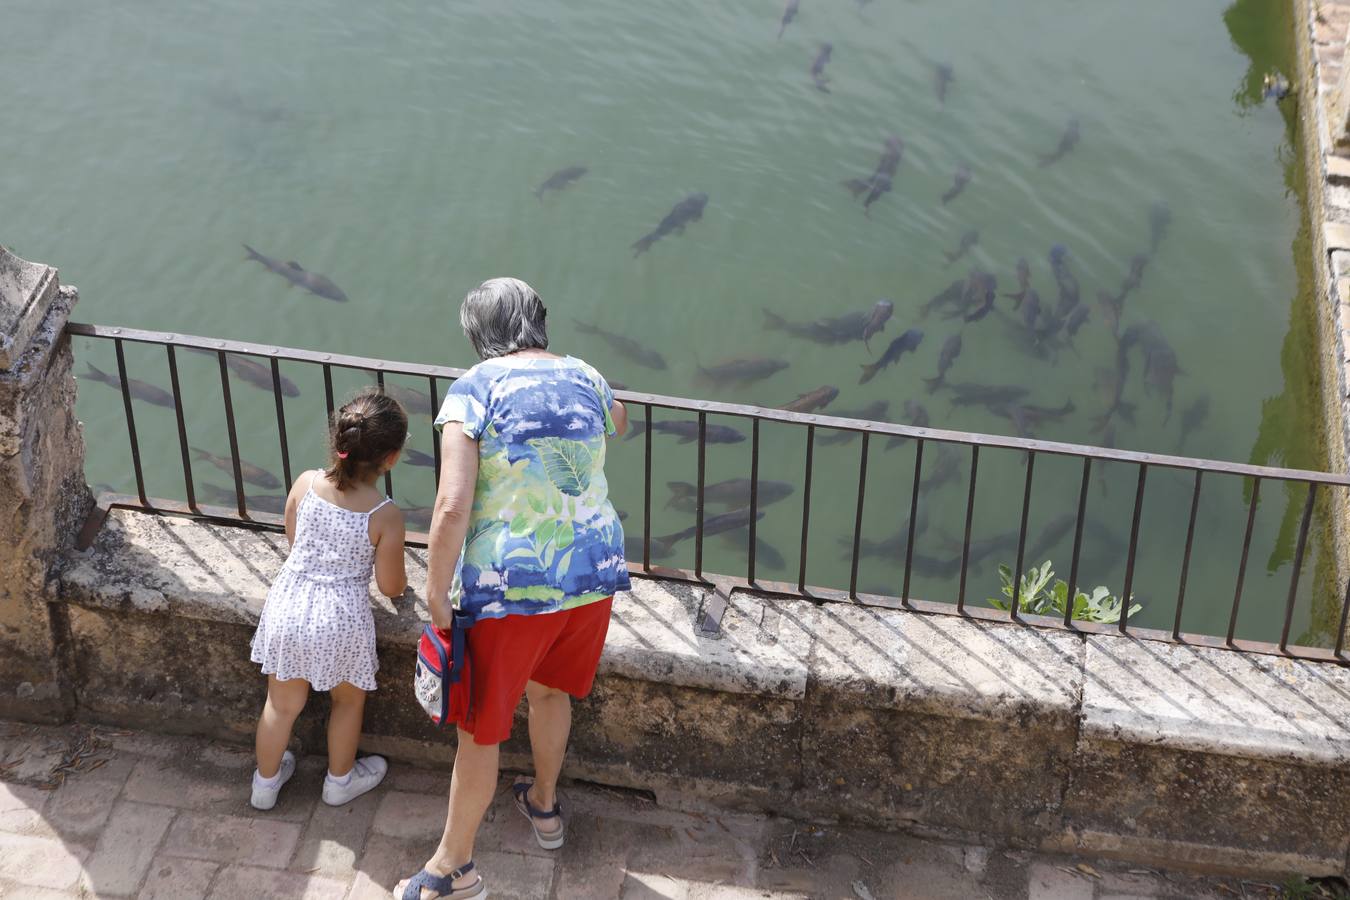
left=322, top=755, right=388, bottom=806
left=250, top=751, right=296, bottom=811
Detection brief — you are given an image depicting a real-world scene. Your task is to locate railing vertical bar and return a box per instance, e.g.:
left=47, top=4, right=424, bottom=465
left=1278, top=483, right=1318, bottom=652
left=1226, top=477, right=1262, bottom=646
left=848, top=433, right=870, bottom=599
left=269, top=358, right=293, bottom=488
left=695, top=412, right=707, bottom=579
left=1118, top=464, right=1148, bottom=634
left=217, top=351, right=247, bottom=518
left=1335, top=573, right=1350, bottom=658
left=1010, top=451, right=1036, bottom=621
left=376, top=370, right=393, bottom=498
left=1063, top=457, right=1092, bottom=627
left=642, top=404, right=652, bottom=571
left=323, top=364, right=335, bottom=420
left=428, top=377, right=441, bottom=489
left=112, top=339, right=149, bottom=506
left=956, top=444, right=979, bottom=613
left=748, top=419, right=760, bottom=583
left=1172, top=470, right=1203, bottom=640
left=797, top=425, right=816, bottom=593
left=901, top=439, right=925, bottom=607
left=165, top=345, right=196, bottom=511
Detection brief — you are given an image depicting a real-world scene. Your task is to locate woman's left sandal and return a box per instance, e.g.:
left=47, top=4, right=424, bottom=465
left=512, top=779, right=565, bottom=850
left=394, top=862, right=486, bottom=900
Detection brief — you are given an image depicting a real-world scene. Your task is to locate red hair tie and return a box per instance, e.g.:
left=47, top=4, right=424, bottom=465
left=337, top=451, right=349, bottom=459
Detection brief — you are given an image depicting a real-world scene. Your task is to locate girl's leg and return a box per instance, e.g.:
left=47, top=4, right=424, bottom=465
left=256, top=676, right=309, bottom=778
left=326, top=681, right=366, bottom=777
left=524, top=679, right=571, bottom=817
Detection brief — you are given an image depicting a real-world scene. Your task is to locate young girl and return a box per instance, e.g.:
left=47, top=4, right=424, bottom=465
left=248, top=389, right=409, bottom=810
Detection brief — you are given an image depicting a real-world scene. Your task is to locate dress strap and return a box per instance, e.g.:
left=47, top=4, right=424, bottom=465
left=366, top=497, right=394, bottom=517
left=306, top=470, right=321, bottom=495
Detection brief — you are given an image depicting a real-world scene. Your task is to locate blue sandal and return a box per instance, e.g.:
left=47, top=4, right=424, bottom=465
left=512, top=779, right=565, bottom=850
left=395, top=861, right=485, bottom=900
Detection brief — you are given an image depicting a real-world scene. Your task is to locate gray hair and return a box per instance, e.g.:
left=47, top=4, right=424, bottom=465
left=459, top=277, right=550, bottom=360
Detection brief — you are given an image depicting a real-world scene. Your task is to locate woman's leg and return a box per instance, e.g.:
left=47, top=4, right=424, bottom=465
left=255, top=676, right=309, bottom=778
left=326, top=681, right=366, bottom=777
left=524, top=679, right=571, bottom=816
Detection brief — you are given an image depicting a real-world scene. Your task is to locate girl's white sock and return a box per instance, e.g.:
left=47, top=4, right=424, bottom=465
left=326, top=769, right=352, bottom=785
left=254, top=768, right=284, bottom=789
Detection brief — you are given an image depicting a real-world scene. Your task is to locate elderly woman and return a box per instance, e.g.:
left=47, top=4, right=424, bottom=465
left=396, top=277, right=629, bottom=900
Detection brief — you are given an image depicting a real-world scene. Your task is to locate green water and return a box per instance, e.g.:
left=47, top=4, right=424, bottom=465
left=3, top=0, right=1332, bottom=644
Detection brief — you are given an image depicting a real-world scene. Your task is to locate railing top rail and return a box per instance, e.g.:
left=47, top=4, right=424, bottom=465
left=66, top=321, right=1350, bottom=487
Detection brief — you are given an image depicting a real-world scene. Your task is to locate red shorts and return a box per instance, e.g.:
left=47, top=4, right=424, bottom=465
left=456, top=597, right=613, bottom=745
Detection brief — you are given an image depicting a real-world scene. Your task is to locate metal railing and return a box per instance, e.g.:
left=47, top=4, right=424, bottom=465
left=66, top=322, right=1350, bottom=662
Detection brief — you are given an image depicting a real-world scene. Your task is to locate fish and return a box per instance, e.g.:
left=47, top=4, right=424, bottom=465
left=1096, top=290, right=1122, bottom=337
left=935, top=63, right=954, bottom=106
left=625, top=420, right=747, bottom=444
left=1064, top=304, right=1090, bottom=337
left=1004, top=257, right=1031, bottom=307
left=1149, top=202, right=1172, bottom=254
left=573, top=320, right=667, bottom=370
left=763, top=299, right=893, bottom=348
left=844, top=137, right=903, bottom=214
left=948, top=382, right=1030, bottom=409
left=185, top=350, right=301, bottom=399
left=722, top=534, right=786, bottom=571
left=843, top=508, right=930, bottom=559
left=404, top=448, right=436, bottom=467
left=81, top=363, right=177, bottom=410
left=534, top=165, right=588, bottom=199
left=940, top=163, right=971, bottom=205
left=243, top=244, right=348, bottom=302
left=885, top=399, right=929, bottom=451
left=1144, top=345, right=1181, bottom=423
left=777, top=0, right=799, bottom=39
left=819, top=400, right=890, bottom=444
left=190, top=447, right=281, bottom=489
left=779, top=385, right=839, bottom=414
left=695, top=357, right=789, bottom=386
left=1019, top=290, right=1043, bottom=333
left=1025, top=513, right=1077, bottom=564
left=650, top=507, right=766, bottom=556
left=921, top=279, right=967, bottom=318
left=943, top=229, right=979, bottom=266
left=1092, top=363, right=1136, bottom=433
left=962, top=272, right=998, bottom=322
left=632, top=193, right=709, bottom=257
left=1176, top=395, right=1210, bottom=453
left=1116, top=253, right=1149, bottom=303
left=1037, top=117, right=1080, bottom=167
left=383, top=383, right=434, bottom=417
left=667, top=478, right=794, bottom=512
left=1048, top=245, right=1080, bottom=317
left=923, top=334, right=963, bottom=393
left=402, top=502, right=434, bottom=532
left=919, top=447, right=960, bottom=494
left=810, top=43, right=833, bottom=93
left=860, top=329, right=923, bottom=384
left=197, top=483, right=286, bottom=516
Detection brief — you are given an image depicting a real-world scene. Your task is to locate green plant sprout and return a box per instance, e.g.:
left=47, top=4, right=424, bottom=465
left=988, top=561, right=1142, bottom=624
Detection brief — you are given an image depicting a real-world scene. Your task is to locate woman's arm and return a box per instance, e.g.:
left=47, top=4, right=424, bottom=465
left=610, top=398, right=628, bottom=438
left=425, top=427, right=480, bottom=629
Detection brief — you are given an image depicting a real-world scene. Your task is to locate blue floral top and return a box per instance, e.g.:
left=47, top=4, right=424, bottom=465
left=434, top=355, right=630, bottom=621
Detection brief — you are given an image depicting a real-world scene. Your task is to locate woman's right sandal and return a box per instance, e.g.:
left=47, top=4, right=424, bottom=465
left=512, top=779, right=565, bottom=850
left=395, top=861, right=485, bottom=900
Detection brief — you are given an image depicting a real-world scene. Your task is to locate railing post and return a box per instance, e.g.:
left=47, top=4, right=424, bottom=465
left=0, top=247, right=88, bottom=722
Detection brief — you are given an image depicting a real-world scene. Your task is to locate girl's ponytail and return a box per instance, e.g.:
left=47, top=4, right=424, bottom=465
left=326, top=390, right=408, bottom=490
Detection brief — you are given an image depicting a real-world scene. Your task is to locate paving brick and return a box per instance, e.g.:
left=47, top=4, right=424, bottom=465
left=290, top=788, right=380, bottom=880
left=43, top=754, right=135, bottom=840
left=692, top=887, right=811, bottom=899
left=208, top=864, right=349, bottom=900
left=161, top=811, right=303, bottom=868
left=473, top=849, right=555, bottom=900
left=138, top=856, right=221, bottom=900
left=351, top=833, right=432, bottom=899
left=0, top=782, right=51, bottom=836
left=549, top=813, right=626, bottom=900
left=371, top=789, right=446, bottom=840
left=0, top=881, right=84, bottom=899
left=80, top=801, right=176, bottom=896
left=622, top=872, right=692, bottom=900
left=121, top=757, right=237, bottom=810
left=0, top=832, right=91, bottom=891
left=1027, top=862, right=1095, bottom=900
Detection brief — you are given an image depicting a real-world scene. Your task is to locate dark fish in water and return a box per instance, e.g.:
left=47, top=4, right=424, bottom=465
left=921, top=279, right=967, bottom=318
left=810, top=43, right=833, bottom=93
left=190, top=447, right=281, bottom=489
left=924, top=334, right=963, bottom=393
left=763, top=299, right=893, bottom=347
left=81, top=363, right=177, bottom=410
left=651, top=506, right=766, bottom=556
left=948, top=382, right=1029, bottom=409
left=384, top=383, right=434, bottom=417
left=667, top=478, right=794, bottom=512
left=844, top=137, right=903, bottom=215
left=940, top=163, right=971, bottom=205
left=1097, top=290, right=1123, bottom=337
left=935, top=62, right=954, bottom=106
left=243, top=244, right=348, bottom=302
left=534, top=165, right=588, bottom=199
left=1020, top=290, right=1043, bottom=332
left=1148, top=202, right=1172, bottom=254
left=779, top=385, right=839, bottom=414
left=626, top=420, right=746, bottom=444
left=943, top=229, right=979, bottom=266
left=1116, top=253, right=1149, bottom=304
left=919, top=447, right=960, bottom=494
left=198, top=483, right=286, bottom=516
left=632, top=192, right=709, bottom=257
left=860, top=329, right=923, bottom=384
left=1092, top=363, right=1136, bottom=433
left=1176, top=395, right=1210, bottom=453
left=404, top=448, right=436, bottom=467
left=1144, top=345, right=1181, bottom=423
left=819, top=400, right=890, bottom=444
left=186, top=350, right=301, bottom=399
left=843, top=508, right=930, bottom=559
left=962, top=272, right=998, bottom=322
left=719, top=530, right=787, bottom=570
left=1064, top=304, right=1089, bottom=337
left=402, top=503, right=434, bottom=532
left=1037, top=117, right=1080, bottom=167
left=777, top=0, right=799, bottom=39
left=574, top=320, right=667, bottom=370
left=696, top=357, right=789, bottom=386
left=949, top=528, right=1020, bottom=569
left=1048, top=244, right=1080, bottom=317
left=885, top=399, right=929, bottom=451
left=1004, top=257, right=1032, bottom=307
left=1026, top=513, right=1077, bottom=564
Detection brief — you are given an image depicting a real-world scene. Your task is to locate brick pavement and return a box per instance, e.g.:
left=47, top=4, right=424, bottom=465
left=0, top=722, right=1295, bottom=899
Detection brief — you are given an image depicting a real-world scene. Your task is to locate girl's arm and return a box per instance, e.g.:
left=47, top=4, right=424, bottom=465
left=371, top=504, right=408, bottom=598
left=425, top=428, right=480, bottom=629
left=282, top=471, right=312, bottom=546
